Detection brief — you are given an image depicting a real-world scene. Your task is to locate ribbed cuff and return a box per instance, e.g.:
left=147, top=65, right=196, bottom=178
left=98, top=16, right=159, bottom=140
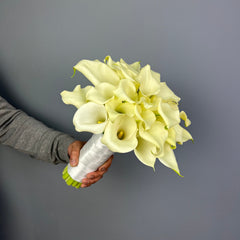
left=56, top=134, right=75, bottom=164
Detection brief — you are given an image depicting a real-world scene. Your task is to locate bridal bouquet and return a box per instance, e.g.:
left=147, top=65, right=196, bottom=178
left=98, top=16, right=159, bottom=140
left=61, top=56, right=193, bottom=188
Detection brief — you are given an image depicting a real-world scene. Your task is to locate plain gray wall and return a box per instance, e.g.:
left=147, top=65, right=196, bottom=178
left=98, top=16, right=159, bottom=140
left=0, top=0, right=239, bottom=240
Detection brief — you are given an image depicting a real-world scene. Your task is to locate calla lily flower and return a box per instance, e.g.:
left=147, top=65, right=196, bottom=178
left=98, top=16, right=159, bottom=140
left=134, top=136, right=157, bottom=169
left=158, top=143, right=182, bottom=176
left=86, top=82, right=116, bottom=104
left=137, top=92, right=154, bottom=109
left=134, top=105, right=156, bottom=130
left=136, top=65, right=161, bottom=96
left=104, top=56, right=141, bottom=80
left=73, top=102, right=107, bottom=134
left=101, top=115, right=138, bottom=153
left=180, top=111, right=191, bottom=127
left=105, top=98, right=135, bottom=121
left=173, top=124, right=193, bottom=145
left=139, top=121, right=168, bottom=156
left=158, top=82, right=181, bottom=103
left=158, top=99, right=180, bottom=128
left=73, top=59, right=120, bottom=86
left=113, top=79, right=138, bottom=103
left=118, top=58, right=140, bottom=80
left=166, top=127, right=177, bottom=149
left=60, top=85, right=92, bottom=109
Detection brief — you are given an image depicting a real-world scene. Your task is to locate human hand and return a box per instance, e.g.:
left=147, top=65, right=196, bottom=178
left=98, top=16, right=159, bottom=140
left=68, top=140, right=113, bottom=188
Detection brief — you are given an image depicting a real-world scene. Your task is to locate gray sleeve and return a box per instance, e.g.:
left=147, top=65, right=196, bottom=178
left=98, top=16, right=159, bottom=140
left=0, top=96, right=75, bottom=164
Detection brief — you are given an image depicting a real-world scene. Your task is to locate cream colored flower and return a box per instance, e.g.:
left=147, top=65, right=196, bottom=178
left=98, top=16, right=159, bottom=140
left=157, top=143, right=182, bottom=176
left=101, top=115, right=138, bottom=153
left=60, top=85, right=92, bottom=109
left=158, top=82, right=181, bottom=103
left=73, top=102, right=107, bottom=134
left=134, top=105, right=156, bottom=130
left=113, top=78, right=138, bottom=103
left=136, top=64, right=161, bottom=96
left=180, top=111, right=191, bottom=127
left=173, top=124, right=193, bottom=145
left=105, top=98, right=135, bottom=121
left=157, top=98, right=180, bottom=128
left=104, top=55, right=141, bottom=80
left=73, top=59, right=120, bottom=86
left=138, top=121, right=168, bottom=156
left=86, top=82, right=116, bottom=104
left=134, top=136, right=157, bottom=169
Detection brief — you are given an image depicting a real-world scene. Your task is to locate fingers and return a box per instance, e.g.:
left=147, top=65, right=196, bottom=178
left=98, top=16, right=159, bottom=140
left=81, top=175, right=103, bottom=188
left=82, top=155, right=114, bottom=188
left=97, top=155, right=113, bottom=174
left=68, top=141, right=85, bottom=167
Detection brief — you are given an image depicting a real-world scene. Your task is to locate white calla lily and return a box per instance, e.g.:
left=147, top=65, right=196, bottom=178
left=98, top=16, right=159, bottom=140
left=139, top=121, right=168, bottom=156
left=104, top=56, right=125, bottom=79
left=114, top=79, right=138, bottom=103
left=73, top=102, right=107, bottom=134
left=136, top=65, right=161, bottom=96
left=166, top=127, right=176, bottom=149
left=158, top=99, right=180, bottom=128
left=180, top=111, right=191, bottom=127
left=60, top=85, right=92, bottom=109
left=134, top=136, right=157, bottom=169
left=137, top=92, right=154, bottom=109
left=101, top=115, right=138, bottom=153
left=73, top=59, right=120, bottom=86
left=105, top=98, right=135, bottom=121
left=173, top=124, right=193, bottom=145
left=158, top=143, right=182, bottom=176
left=104, top=56, right=141, bottom=80
left=119, top=58, right=140, bottom=79
left=158, top=82, right=181, bottom=103
left=86, top=82, right=116, bottom=104
left=135, top=105, right=156, bottom=130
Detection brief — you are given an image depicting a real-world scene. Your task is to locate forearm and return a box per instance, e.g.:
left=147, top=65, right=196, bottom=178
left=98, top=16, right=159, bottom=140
left=0, top=96, right=74, bottom=164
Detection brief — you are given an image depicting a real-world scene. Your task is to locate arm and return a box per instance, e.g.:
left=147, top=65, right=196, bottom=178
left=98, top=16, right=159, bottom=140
left=0, top=96, right=74, bottom=164
left=0, top=96, right=113, bottom=188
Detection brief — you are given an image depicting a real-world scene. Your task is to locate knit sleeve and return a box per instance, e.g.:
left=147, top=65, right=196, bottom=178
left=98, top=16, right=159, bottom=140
left=0, top=96, right=75, bottom=164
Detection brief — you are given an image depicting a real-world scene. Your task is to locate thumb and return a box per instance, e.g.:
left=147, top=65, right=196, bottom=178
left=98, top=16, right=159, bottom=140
left=68, top=141, right=83, bottom=167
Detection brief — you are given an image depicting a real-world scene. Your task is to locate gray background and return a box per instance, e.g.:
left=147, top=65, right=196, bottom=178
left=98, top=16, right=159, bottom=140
left=0, top=0, right=239, bottom=239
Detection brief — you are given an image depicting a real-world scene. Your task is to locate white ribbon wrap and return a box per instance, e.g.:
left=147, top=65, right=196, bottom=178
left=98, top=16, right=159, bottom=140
left=67, top=134, right=113, bottom=182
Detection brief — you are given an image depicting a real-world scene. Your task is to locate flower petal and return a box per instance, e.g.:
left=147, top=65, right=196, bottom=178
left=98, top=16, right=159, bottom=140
left=158, top=82, right=181, bottom=102
left=119, top=58, right=140, bottom=79
left=158, top=99, right=180, bottom=128
left=166, top=127, right=176, bottom=149
left=139, top=121, right=168, bottom=156
left=180, top=111, right=191, bottom=127
left=73, top=59, right=120, bottom=86
left=101, top=115, right=138, bottom=153
left=173, top=124, right=193, bottom=144
left=60, top=85, right=92, bottom=109
left=73, top=102, right=107, bottom=134
left=134, top=105, right=156, bottom=130
left=158, top=143, right=182, bottom=176
left=136, top=65, right=161, bottom=96
left=134, top=137, right=156, bottom=169
left=105, top=98, right=135, bottom=121
left=114, top=79, right=138, bottom=103
left=86, top=82, right=116, bottom=104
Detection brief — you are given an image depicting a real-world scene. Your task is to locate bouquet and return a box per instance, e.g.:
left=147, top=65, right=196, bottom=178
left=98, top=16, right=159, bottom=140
left=61, top=56, right=193, bottom=188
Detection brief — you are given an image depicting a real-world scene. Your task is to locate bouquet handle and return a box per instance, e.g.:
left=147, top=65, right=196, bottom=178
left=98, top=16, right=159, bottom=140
left=62, top=134, right=113, bottom=188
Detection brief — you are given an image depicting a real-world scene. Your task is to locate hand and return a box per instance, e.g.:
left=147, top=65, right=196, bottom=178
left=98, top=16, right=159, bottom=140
left=68, top=140, right=113, bottom=188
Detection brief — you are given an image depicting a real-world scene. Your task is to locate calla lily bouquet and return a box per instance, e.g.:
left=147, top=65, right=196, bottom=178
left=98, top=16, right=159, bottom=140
left=61, top=56, right=193, bottom=188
